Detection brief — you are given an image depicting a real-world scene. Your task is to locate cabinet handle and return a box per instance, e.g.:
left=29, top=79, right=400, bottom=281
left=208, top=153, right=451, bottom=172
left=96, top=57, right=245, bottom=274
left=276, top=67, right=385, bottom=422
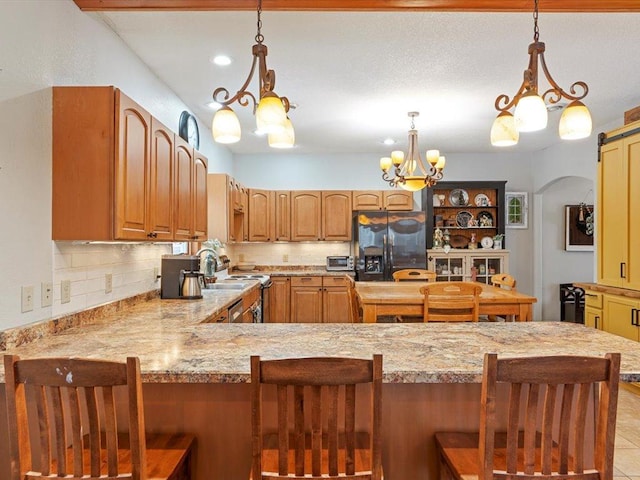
left=632, top=309, right=639, bottom=327
left=621, top=262, right=626, bottom=279
left=585, top=293, right=598, bottom=298
left=595, top=315, right=599, bottom=329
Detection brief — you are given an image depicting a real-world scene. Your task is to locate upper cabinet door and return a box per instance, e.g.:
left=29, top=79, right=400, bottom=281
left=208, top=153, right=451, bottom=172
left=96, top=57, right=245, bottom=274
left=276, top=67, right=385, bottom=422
left=291, top=191, right=322, bottom=241
left=192, top=151, right=208, bottom=241
left=115, top=91, right=151, bottom=240
left=173, top=137, right=194, bottom=241
left=148, top=118, right=174, bottom=241
left=322, top=191, right=352, bottom=241
left=352, top=191, right=383, bottom=211
left=249, top=189, right=272, bottom=241
left=383, top=190, right=413, bottom=211
left=274, top=191, right=291, bottom=241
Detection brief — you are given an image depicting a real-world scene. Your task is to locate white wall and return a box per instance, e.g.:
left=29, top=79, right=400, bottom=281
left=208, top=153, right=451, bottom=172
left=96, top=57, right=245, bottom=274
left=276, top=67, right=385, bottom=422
left=0, top=0, right=233, bottom=329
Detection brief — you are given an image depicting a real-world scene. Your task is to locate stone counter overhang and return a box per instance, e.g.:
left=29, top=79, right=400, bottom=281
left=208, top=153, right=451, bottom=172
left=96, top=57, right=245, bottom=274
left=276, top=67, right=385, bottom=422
left=2, top=316, right=639, bottom=384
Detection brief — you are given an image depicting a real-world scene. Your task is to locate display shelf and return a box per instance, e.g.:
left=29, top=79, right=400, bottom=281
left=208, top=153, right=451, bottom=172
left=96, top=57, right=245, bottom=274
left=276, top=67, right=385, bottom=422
left=428, top=249, right=510, bottom=284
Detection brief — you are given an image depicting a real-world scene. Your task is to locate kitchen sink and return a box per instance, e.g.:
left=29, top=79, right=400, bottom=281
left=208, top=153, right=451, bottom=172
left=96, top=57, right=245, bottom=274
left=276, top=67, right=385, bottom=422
left=203, top=282, right=248, bottom=291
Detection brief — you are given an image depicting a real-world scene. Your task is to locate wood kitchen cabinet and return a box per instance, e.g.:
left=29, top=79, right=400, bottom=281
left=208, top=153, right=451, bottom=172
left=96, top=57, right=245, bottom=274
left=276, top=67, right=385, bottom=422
left=269, top=276, right=291, bottom=323
left=207, top=174, right=246, bottom=243
left=290, top=276, right=323, bottom=323
left=603, top=294, right=640, bottom=341
left=52, top=86, right=207, bottom=241
left=322, top=191, right=352, bottom=241
left=248, top=188, right=273, bottom=241
left=291, top=191, right=322, bottom=241
left=173, top=137, right=208, bottom=242
left=273, top=191, right=291, bottom=241
left=383, top=190, right=414, bottom=210
left=288, top=275, right=351, bottom=323
left=584, top=290, right=603, bottom=330
left=598, top=121, right=640, bottom=290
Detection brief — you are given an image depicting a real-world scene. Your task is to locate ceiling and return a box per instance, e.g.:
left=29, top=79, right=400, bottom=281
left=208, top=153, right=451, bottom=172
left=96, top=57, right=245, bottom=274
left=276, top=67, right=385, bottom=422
left=86, top=3, right=640, bottom=156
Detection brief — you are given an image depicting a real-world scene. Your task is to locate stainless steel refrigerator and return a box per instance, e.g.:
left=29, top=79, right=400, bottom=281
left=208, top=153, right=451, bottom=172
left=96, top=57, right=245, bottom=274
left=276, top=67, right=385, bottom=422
left=353, top=211, right=427, bottom=281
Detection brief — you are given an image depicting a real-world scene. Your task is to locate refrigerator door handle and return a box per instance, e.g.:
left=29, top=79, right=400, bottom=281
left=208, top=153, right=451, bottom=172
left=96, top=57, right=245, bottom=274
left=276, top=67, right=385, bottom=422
left=383, top=234, right=388, bottom=280
left=388, top=234, right=394, bottom=274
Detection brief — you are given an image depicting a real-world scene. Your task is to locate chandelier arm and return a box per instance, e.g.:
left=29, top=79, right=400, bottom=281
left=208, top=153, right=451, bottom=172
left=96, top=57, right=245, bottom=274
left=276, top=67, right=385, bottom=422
left=495, top=80, right=529, bottom=112
left=538, top=52, right=589, bottom=103
left=212, top=50, right=261, bottom=108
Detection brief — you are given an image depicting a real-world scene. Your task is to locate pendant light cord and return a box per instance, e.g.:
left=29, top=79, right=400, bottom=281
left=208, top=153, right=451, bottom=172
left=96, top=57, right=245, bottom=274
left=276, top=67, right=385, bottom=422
left=255, top=0, right=264, bottom=44
left=533, top=0, right=539, bottom=42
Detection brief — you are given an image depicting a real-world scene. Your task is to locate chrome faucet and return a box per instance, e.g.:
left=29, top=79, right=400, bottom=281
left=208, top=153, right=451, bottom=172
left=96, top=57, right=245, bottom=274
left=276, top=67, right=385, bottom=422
left=196, top=248, right=219, bottom=277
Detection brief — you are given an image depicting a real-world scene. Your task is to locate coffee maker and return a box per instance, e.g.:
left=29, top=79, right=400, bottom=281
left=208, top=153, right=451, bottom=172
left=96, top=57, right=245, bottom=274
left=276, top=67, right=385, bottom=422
left=161, top=254, right=201, bottom=299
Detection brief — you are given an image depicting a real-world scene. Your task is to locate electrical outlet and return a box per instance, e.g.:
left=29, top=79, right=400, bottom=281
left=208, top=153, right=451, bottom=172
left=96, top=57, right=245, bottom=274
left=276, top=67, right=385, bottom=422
left=283, top=254, right=289, bottom=262
left=153, top=266, right=159, bottom=282
left=105, top=273, right=113, bottom=294
left=41, top=282, right=53, bottom=307
left=238, top=253, right=245, bottom=262
left=21, top=285, right=34, bottom=312
left=61, top=280, right=71, bottom=304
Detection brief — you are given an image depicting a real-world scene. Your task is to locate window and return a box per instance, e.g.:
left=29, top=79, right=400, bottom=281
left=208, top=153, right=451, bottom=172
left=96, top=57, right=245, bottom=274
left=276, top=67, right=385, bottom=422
left=505, top=192, right=528, bottom=229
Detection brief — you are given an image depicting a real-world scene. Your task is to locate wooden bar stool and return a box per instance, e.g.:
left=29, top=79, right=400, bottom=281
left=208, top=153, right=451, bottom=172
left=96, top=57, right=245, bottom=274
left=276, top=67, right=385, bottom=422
left=435, top=352, right=620, bottom=480
left=4, top=355, right=195, bottom=480
left=250, top=355, right=383, bottom=480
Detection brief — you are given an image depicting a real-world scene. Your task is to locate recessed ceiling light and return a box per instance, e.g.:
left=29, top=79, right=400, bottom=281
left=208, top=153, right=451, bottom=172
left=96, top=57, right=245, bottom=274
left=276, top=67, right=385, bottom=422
left=254, top=129, right=267, bottom=137
left=383, top=138, right=396, bottom=145
left=547, top=102, right=567, bottom=112
left=206, top=101, right=222, bottom=110
left=212, top=55, right=232, bottom=66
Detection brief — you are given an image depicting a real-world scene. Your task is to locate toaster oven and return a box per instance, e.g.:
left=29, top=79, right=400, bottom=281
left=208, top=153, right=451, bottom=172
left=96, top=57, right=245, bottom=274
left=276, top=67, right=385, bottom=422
left=326, top=255, right=354, bottom=271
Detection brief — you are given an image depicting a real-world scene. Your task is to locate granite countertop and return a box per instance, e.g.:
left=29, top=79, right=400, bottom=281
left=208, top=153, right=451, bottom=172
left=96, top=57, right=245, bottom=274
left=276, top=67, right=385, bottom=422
left=2, top=315, right=639, bottom=384
left=234, top=266, right=354, bottom=277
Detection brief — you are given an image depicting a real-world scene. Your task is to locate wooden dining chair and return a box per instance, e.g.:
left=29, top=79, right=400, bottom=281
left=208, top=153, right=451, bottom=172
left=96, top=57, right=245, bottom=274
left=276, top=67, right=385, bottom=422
left=489, top=273, right=517, bottom=321
left=392, top=269, right=437, bottom=322
left=250, top=355, right=383, bottom=480
left=392, top=269, right=437, bottom=282
left=4, top=355, right=195, bottom=480
left=420, top=281, right=482, bottom=322
left=435, top=352, right=621, bottom=480
left=345, top=274, right=361, bottom=323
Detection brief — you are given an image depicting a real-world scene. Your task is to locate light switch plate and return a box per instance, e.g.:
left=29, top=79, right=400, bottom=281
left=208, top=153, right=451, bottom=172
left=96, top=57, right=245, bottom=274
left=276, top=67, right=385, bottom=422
left=21, top=285, right=34, bottom=312
left=41, top=282, right=53, bottom=307
left=61, top=280, right=71, bottom=304
left=105, top=273, right=113, bottom=294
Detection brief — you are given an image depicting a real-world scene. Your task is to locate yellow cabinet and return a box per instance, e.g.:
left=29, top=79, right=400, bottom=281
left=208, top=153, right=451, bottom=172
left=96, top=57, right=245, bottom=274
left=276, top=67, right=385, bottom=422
left=602, top=293, right=640, bottom=341
left=598, top=122, right=640, bottom=290
left=583, top=289, right=603, bottom=330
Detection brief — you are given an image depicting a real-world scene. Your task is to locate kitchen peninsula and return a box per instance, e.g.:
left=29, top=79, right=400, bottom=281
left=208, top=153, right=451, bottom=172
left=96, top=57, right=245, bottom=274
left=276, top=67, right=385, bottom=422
left=1, top=293, right=639, bottom=480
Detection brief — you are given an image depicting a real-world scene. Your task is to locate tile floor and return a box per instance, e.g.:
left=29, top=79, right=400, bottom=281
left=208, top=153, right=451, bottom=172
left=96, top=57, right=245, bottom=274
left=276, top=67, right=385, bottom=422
left=615, top=384, right=640, bottom=480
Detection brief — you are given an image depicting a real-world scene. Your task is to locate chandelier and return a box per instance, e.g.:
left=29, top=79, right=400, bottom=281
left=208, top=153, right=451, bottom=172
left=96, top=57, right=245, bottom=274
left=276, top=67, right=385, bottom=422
left=211, top=0, right=294, bottom=148
left=490, top=0, right=592, bottom=147
left=380, top=112, right=445, bottom=192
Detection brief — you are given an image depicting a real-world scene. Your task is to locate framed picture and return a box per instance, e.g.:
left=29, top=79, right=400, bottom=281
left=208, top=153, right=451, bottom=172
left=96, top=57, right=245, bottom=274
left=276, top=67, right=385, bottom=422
left=565, top=204, right=594, bottom=251
left=505, top=192, right=528, bottom=229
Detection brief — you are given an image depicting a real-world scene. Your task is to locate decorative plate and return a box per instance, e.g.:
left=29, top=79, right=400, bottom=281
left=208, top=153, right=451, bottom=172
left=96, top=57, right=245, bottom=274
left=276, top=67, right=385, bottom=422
left=477, top=210, right=494, bottom=227
left=449, top=189, right=469, bottom=207
left=474, top=193, right=490, bottom=207
left=480, top=236, right=494, bottom=249
left=456, top=210, right=473, bottom=228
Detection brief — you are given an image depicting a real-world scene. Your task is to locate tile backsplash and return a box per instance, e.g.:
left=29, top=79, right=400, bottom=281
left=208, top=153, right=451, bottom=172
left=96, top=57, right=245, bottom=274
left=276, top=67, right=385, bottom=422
left=226, top=242, right=351, bottom=267
left=54, top=242, right=171, bottom=316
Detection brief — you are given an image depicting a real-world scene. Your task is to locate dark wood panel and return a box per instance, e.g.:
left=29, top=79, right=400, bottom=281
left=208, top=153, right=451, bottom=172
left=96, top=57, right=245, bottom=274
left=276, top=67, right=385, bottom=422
left=73, top=0, right=640, bottom=12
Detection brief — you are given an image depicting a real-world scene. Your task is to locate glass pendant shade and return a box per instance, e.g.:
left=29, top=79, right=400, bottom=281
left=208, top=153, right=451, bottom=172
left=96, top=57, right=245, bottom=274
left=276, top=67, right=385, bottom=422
left=435, top=156, right=446, bottom=170
left=399, top=177, right=427, bottom=192
left=491, top=112, right=519, bottom=147
left=212, top=106, right=241, bottom=144
left=256, top=93, right=287, bottom=134
left=515, top=90, right=548, bottom=132
left=379, top=157, right=392, bottom=172
left=559, top=100, right=592, bottom=140
left=426, top=149, right=440, bottom=166
left=391, top=150, right=404, bottom=166
left=268, top=116, right=295, bottom=148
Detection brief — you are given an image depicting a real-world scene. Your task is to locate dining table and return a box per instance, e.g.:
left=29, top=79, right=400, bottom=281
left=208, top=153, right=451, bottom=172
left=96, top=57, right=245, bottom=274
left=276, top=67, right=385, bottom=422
left=355, top=281, right=537, bottom=322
